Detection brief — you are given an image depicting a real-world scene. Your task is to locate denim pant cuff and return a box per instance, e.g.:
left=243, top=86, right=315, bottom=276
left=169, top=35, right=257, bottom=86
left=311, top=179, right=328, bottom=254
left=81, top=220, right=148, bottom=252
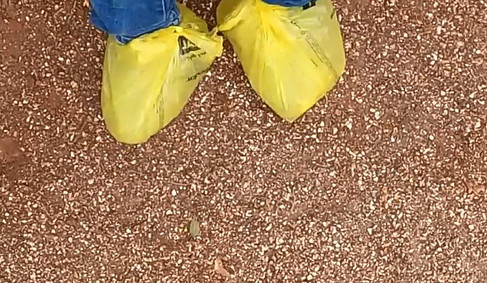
left=262, top=0, right=313, bottom=7
left=90, top=0, right=314, bottom=43
left=90, top=0, right=181, bottom=44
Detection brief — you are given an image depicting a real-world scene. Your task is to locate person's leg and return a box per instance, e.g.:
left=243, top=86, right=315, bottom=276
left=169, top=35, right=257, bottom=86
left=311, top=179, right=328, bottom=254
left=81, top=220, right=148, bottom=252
left=262, top=0, right=313, bottom=7
left=90, top=0, right=180, bottom=43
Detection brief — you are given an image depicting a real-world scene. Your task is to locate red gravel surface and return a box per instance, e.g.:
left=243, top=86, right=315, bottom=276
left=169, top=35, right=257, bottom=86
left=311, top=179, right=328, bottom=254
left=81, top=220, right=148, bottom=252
left=1, top=0, right=487, bottom=282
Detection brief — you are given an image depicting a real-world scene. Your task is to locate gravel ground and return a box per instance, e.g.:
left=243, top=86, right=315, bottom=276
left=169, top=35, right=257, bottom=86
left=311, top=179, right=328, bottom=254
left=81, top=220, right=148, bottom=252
left=1, top=0, right=487, bottom=282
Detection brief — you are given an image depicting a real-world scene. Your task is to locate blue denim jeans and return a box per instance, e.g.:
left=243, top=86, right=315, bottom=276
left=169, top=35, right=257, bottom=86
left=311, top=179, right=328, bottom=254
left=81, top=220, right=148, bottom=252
left=90, top=0, right=313, bottom=43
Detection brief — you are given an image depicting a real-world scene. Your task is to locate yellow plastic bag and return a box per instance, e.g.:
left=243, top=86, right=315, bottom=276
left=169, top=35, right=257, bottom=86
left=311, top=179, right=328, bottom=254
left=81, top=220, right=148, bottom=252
left=217, top=0, right=346, bottom=121
left=102, top=4, right=223, bottom=144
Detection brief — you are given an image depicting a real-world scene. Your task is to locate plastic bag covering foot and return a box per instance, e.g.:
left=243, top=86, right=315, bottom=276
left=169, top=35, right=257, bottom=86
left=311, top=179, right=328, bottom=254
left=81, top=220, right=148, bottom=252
left=217, top=0, right=346, bottom=121
left=101, top=4, right=223, bottom=144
